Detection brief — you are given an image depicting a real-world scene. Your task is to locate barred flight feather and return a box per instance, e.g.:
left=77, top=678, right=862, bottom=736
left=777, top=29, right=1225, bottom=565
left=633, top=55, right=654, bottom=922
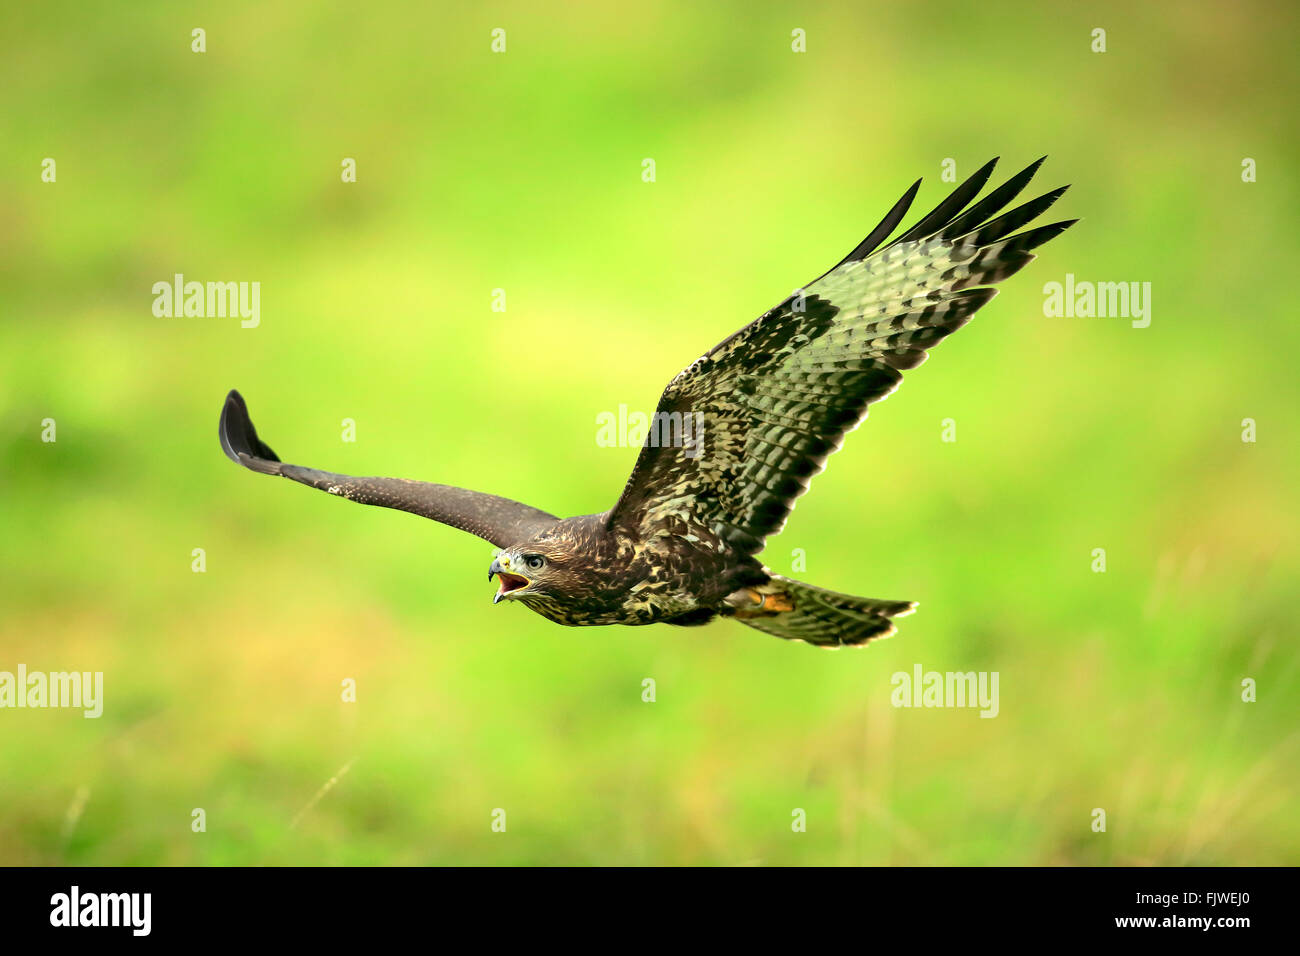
left=608, top=158, right=1077, bottom=559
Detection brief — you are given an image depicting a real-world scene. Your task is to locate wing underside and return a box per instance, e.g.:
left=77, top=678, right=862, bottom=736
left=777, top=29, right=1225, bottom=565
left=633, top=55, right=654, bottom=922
left=607, top=157, right=1076, bottom=557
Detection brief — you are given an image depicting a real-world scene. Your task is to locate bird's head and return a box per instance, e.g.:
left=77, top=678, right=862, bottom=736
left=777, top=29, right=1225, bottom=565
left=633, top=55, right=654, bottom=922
left=488, top=543, right=570, bottom=605
left=487, top=516, right=610, bottom=611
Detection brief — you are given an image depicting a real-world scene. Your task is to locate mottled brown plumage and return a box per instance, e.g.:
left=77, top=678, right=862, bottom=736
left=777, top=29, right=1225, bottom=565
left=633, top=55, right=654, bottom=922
left=220, top=158, right=1075, bottom=646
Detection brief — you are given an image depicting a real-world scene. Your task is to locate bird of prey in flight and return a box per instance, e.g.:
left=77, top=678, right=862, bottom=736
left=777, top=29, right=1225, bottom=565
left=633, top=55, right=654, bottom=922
left=220, top=157, right=1074, bottom=647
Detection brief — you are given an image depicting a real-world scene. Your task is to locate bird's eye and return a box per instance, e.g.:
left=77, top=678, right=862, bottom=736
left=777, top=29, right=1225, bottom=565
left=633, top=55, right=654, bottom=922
left=524, top=554, right=545, bottom=572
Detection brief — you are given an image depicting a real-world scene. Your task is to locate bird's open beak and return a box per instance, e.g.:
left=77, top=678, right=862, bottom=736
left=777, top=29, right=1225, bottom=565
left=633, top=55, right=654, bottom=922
left=488, top=557, right=531, bottom=604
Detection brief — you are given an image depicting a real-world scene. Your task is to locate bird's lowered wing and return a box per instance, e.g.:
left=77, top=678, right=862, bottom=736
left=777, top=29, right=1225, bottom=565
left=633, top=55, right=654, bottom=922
left=219, top=389, right=558, bottom=548
left=606, top=157, right=1076, bottom=556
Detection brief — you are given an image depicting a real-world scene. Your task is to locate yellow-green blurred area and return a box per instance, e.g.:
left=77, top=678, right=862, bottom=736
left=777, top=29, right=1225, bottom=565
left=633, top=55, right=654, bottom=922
left=1, top=0, right=1297, bottom=865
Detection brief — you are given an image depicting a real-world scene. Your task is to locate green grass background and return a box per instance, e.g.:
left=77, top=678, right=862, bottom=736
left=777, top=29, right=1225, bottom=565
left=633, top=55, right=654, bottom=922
left=1, top=0, right=1296, bottom=865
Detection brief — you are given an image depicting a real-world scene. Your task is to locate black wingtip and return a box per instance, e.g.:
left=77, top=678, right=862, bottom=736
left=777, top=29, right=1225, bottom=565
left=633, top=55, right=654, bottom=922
left=219, top=389, right=283, bottom=474
left=887, top=157, right=1001, bottom=248
left=940, top=156, right=1051, bottom=241
left=967, top=183, right=1070, bottom=246
left=1002, top=217, right=1080, bottom=252
left=833, top=176, right=922, bottom=268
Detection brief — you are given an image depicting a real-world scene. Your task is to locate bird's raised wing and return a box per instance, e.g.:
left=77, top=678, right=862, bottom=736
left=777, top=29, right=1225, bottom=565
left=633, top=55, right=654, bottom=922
left=606, top=157, right=1076, bottom=556
left=219, top=390, right=558, bottom=547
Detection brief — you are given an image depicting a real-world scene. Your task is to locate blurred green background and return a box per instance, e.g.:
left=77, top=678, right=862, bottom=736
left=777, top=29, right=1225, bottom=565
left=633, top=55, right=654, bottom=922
left=1, top=0, right=1296, bottom=865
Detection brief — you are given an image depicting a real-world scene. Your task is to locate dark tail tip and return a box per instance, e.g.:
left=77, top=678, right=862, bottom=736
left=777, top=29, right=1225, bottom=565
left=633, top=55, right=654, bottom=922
left=219, top=389, right=283, bottom=474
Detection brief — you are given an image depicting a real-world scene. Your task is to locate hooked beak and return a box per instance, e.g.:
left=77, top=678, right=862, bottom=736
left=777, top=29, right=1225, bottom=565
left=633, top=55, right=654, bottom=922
left=488, top=557, right=531, bottom=604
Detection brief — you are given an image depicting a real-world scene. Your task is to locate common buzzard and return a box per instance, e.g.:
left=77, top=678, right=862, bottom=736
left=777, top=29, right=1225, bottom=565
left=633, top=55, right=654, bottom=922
left=219, top=157, right=1074, bottom=647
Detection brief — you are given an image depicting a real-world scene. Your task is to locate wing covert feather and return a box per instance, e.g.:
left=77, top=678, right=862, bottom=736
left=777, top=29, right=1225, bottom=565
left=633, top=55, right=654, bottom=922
left=219, top=390, right=557, bottom=548
left=608, top=158, right=1076, bottom=556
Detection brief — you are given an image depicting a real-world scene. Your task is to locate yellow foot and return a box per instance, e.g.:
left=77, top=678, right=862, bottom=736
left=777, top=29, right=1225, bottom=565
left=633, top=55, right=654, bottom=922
left=727, top=587, right=795, bottom=617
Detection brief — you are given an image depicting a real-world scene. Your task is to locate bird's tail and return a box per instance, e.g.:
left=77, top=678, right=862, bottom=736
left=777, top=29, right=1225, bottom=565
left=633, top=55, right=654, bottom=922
left=730, top=574, right=915, bottom=648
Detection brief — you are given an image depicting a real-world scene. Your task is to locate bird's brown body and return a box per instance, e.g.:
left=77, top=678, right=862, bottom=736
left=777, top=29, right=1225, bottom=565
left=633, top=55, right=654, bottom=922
left=219, top=158, right=1075, bottom=646
left=505, top=513, right=765, bottom=627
